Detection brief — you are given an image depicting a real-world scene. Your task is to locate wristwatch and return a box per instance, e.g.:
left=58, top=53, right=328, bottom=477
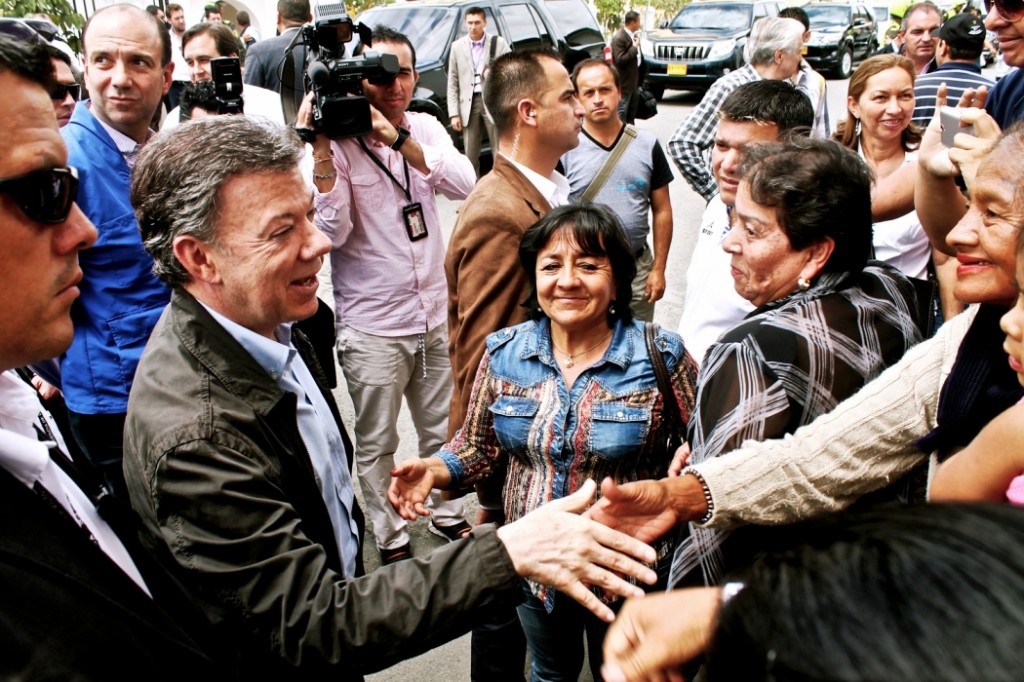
left=390, top=125, right=410, bottom=151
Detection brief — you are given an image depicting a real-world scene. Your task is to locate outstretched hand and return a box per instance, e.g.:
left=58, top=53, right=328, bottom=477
left=585, top=477, right=681, bottom=545
left=497, top=479, right=658, bottom=622
left=601, top=588, right=721, bottom=682
left=388, top=460, right=435, bottom=521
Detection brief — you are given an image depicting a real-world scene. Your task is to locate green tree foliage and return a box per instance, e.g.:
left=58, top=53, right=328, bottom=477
left=1, top=0, right=85, bottom=51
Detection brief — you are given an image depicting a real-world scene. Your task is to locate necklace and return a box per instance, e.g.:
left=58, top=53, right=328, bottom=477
left=552, top=330, right=612, bottom=368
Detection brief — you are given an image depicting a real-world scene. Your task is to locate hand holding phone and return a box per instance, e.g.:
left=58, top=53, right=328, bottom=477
left=940, top=106, right=975, bottom=148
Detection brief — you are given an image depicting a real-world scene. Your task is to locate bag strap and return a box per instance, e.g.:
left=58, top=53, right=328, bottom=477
left=489, top=34, right=498, bottom=62
left=580, top=124, right=638, bottom=203
left=645, top=322, right=683, bottom=438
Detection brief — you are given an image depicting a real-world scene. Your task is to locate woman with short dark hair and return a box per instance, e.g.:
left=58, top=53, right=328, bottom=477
left=390, top=203, right=698, bottom=681
left=672, top=138, right=922, bottom=587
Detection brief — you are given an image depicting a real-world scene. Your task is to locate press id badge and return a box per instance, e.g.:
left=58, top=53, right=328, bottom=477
left=403, top=203, right=428, bottom=241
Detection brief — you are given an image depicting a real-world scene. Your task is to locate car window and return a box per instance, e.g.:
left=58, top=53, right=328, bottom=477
left=545, top=0, right=603, bottom=49
left=753, top=3, right=768, bottom=19
left=502, top=3, right=552, bottom=51
left=671, top=4, right=754, bottom=31
left=355, top=5, right=459, bottom=65
left=804, top=5, right=853, bottom=26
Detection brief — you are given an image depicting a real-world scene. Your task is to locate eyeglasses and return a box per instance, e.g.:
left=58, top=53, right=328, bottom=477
left=0, top=167, right=79, bottom=224
left=985, top=0, right=1024, bottom=22
left=49, top=83, right=81, bottom=102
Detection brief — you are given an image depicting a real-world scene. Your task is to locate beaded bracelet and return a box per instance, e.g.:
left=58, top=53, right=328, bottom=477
left=313, top=171, right=337, bottom=181
left=681, top=465, right=714, bottom=525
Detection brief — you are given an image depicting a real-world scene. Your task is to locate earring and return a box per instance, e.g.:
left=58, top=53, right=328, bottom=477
left=797, top=277, right=811, bottom=291
left=854, top=118, right=861, bottom=137
left=609, top=303, right=617, bottom=315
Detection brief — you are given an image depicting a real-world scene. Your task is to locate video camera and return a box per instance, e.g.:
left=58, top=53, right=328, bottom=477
left=288, top=3, right=400, bottom=138
left=210, top=56, right=244, bottom=115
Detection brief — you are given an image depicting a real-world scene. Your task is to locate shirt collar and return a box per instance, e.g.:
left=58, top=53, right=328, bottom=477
left=0, top=426, right=49, bottom=489
left=200, top=303, right=296, bottom=382
left=92, top=106, right=154, bottom=154
left=525, top=317, right=633, bottom=369
left=502, top=153, right=571, bottom=207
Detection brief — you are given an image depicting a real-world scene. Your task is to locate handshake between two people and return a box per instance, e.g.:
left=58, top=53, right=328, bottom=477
left=388, top=458, right=703, bottom=622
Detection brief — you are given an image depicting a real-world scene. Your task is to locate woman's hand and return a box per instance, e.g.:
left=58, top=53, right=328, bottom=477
left=388, top=459, right=438, bottom=520
left=668, top=442, right=692, bottom=477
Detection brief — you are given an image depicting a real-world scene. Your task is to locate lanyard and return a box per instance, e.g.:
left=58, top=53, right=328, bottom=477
left=357, top=135, right=411, bottom=202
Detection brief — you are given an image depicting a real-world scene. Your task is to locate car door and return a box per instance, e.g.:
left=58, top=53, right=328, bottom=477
left=498, top=2, right=556, bottom=52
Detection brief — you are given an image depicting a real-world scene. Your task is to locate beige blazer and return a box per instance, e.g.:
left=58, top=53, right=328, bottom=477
left=446, top=33, right=511, bottom=122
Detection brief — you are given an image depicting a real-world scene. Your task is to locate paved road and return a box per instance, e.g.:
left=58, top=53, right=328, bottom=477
left=323, top=74, right=859, bottom=682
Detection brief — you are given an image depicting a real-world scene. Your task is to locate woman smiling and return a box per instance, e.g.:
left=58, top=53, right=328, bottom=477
left=671, top=138, right=923, bottom=587
left=389, top=203, right=698, bottom=680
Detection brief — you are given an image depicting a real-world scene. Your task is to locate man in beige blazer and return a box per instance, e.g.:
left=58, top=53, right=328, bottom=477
left=446, top=7, right=510, bottom=176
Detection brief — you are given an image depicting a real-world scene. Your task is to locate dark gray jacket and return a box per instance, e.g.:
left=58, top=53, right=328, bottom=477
left=124, top=290, right=520, bottom=679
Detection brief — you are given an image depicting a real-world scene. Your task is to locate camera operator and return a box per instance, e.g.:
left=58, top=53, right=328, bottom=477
left=163, top=22, right=284, bottom=128
left=298, top=25, right=479, bottom=566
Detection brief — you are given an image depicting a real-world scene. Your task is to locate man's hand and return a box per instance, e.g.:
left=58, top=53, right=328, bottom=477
left=601, top=588, right=721, bottom=682
left=451, top=115, right=463, bottom=132
left=497, top=479, right=658, bottom=622
left=644, top=268, right=666, bottom=304
left=585, top=477, right=680, bottom=544
left=30, top=375, right=60, bottom=401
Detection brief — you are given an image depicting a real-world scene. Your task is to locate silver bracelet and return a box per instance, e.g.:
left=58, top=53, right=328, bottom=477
left=313, top=171, right=337, bottom=181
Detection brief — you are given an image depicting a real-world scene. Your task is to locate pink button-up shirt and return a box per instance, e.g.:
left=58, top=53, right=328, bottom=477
left=315, top=112, right=476, bottom=336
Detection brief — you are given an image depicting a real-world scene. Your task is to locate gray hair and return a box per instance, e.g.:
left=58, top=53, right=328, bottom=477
left=131, top=116, right=305, bottom=288
left=744, top=17, right=804, bottom=65
left=900, top=1, right=941, bottom=32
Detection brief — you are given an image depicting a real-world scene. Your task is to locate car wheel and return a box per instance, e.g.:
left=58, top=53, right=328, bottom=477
left=835, top=46, right=853, bottom=79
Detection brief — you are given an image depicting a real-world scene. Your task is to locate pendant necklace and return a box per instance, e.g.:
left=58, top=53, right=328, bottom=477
left=552, top=330, right=612, bottom=368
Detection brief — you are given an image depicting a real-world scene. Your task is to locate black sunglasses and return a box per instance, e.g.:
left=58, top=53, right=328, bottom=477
left=985, top=0, right=1024, bottom=21
left=49, top=83, right=81, bottom=102
left=0, top=167, right=79, bottom=224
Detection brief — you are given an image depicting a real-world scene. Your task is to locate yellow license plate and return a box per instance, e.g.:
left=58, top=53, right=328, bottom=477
left=667, top=63, right=688, bottom=76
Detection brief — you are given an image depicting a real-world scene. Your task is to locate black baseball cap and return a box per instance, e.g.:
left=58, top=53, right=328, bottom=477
left=931, top=13, right=986, bottom=50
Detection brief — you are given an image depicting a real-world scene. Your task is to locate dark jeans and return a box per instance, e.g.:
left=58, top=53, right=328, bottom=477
left=516, top=583, right=617, bottom=682
left=471, top=601, right=527, bottom=682
left=67, top=410, right=127, bottom=500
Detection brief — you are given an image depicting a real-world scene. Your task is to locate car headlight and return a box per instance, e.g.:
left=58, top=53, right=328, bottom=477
left=707, top=38, right=736, bottom=60
left=807, top=30, right=840, bottom=46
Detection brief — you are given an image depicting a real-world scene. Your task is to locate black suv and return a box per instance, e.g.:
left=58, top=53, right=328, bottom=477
left=803, top=2, right=878, bottom=79
left=642, top=0, right=781, bottom=98
left=356, top=0, right=604, bottom=126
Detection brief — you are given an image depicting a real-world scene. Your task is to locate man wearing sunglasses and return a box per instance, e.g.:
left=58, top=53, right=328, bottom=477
left=0, top=32, right=229, bottom=675
left=60, top=4, right=174, bottom=500
left=979, top=0, right=1024, bottom=127
left=46, top=45, right=79, bottom=127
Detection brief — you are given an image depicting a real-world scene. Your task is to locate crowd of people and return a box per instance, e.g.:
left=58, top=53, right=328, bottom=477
left=2, top=0, right=1024, bottom=679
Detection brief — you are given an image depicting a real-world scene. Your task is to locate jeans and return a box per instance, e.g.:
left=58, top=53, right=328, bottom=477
left=516, top=584, right=616, bottom=682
